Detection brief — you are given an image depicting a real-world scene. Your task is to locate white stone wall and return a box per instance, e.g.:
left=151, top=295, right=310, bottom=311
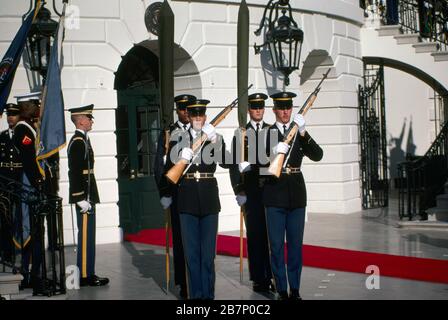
left=0, top=0, right=365, bottom=241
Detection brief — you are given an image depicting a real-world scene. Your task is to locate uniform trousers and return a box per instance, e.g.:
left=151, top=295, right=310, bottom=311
left=245, top=192, right=272, bottom=285
left=179, top=213, right=218, bottom=300
left=76, top=205, right=96, bottom=278
left=170, top=195, right=187, bottom=288
left=265, top=207, right=306, bottom=293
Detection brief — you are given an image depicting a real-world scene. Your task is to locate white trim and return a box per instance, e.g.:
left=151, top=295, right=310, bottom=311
left=16, top=121, right=36, bottom=138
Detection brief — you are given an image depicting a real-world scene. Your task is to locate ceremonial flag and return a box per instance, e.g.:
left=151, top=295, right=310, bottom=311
left=0, top=2, right=41, bottom=113
left=36, top=2, right=67, bottom=176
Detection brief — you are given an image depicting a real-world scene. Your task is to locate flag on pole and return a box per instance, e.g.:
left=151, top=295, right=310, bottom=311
left=0, top=1, right=41, bottom=113
left=36, top=2, right=67, bottom=176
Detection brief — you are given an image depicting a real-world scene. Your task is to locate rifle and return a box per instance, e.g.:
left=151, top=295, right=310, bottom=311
left=163, top=128, right=171, bottom=294
left=165, top=84, right=253, bottom=184
left=268, top=68, right=330, bottom=177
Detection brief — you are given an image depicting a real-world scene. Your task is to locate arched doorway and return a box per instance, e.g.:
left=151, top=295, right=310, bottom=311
left=114, top=42, right=202, bottom=233
left=114, top=45, right=162, bottom=233
left=360, top=57, right=448, bottom=213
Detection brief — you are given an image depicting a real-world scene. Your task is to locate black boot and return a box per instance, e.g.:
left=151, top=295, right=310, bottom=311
left=289, top=289, right=302, bottom=300
left=278, top=291, right=289, bottom=300
left=179, top=285, right=188, bottom=299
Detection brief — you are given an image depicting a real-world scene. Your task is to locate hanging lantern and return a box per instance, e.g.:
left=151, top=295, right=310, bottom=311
left=254, top=0, right=304, bottom=86
left=26, top=3, right=58, bottom=80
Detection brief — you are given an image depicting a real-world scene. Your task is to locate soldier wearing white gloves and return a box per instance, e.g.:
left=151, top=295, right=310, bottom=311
left=228, top=93, right=274, bottom=293
left=264, top=91, right=323, bottom=300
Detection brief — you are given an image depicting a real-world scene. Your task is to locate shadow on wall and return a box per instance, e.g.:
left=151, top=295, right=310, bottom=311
left=299, top=49, right=334, bottom=85
left=259, top=46, right=284, bottom=95
left=388, top=117, right=417, bottom=181
left=259, top=47, right=336, bottom=94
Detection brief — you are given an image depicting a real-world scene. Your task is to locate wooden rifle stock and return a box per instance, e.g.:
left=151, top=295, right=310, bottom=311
left=268, top=69, right=330, bottom=177
left=166, top=85, right=253, bottom=184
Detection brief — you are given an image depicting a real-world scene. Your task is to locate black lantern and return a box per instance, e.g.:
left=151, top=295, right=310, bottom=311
left=25, top=2, right=59, bottom=80
left=254, top=0, right=304, bottom=86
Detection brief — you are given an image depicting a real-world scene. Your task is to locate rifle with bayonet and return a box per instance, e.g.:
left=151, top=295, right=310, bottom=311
left=165, top=84, right=254, bottom=184
left=268, top=68, right=331, bottom=177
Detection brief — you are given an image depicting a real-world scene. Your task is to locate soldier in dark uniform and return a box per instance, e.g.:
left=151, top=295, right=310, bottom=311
left=155, top=94, right=196, bottom=299
left=164, top=99, right=230, bottom=300
left=264, top=92, right=323, bottom=300
left=67, top=104, right=109, bottom=287
left=13, top=92, right=44, bottom=289
left=0, top=103, right=22, bottom=264
left=229, top=93, right=273, bottom=293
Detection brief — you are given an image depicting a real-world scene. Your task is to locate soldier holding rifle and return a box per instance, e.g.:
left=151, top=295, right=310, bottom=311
left=230, top=93, right=273, bottom=293
left=164, top=98, right=233, bottom=300
left=156, top=94, right=196, bottom=299
left=264, top=91, right=323, bottom=300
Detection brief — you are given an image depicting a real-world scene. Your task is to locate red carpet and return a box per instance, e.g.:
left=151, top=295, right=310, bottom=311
left=125, top=228, right=448, bottom=284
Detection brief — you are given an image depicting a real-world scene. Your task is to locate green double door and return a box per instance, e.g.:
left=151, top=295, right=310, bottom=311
left=116, top=83, right=164, bottom=233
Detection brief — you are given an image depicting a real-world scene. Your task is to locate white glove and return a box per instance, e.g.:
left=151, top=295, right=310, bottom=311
left=202, top=123, right=217, bottom=142
left=274, top=142, right=290, bottom=155
left=236, top=194, right=247, bottom=206
left=180, top=147, right=194, bottom=161
left=77, top=200, right=91, bottom=213
left=160, top=197, right=172, bottom=210
left=238, top=161, right=251, bottom=173
left=162, top=155, right=167, bottom=165
left=293, top=114, right=306, bottom=135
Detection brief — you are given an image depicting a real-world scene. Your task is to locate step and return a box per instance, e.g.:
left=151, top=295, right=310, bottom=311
left=0, top=273, right=23, bottom=298
left=413, top=42, right=439, bottom=53
left=376, top=25, right=402, bottom=37
left=426, top=207, right=448, bottom=222
left=397, top=220, right=448, bottom=229
left=394, top=33, right=421, bottom=45
left=431, top=51, right=448, bottom=62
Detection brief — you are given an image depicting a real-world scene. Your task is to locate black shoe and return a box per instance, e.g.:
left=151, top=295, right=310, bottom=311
left=253, top=282, right=269, bottom=292
left=80, top=275, right=109, bottom=287
left=253, top=280, right=275, bottom=293
left=179, top=285, right=188, bottom=299
left=278, top=291, right=289, bottom=300
left=289, top=289, right=302, bottom=300
left=31, top=277, right=52, bottom=295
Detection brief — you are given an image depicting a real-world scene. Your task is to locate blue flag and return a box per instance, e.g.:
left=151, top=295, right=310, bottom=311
left=36, top=3, right=67, bottom=176
left=0, top=5, right=40, bottom=113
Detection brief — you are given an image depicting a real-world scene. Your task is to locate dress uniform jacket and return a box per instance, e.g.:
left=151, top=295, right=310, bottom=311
left=0, top=128, right=21, bottom=261
left=164, top=130, right=230, bottom=217
left=155, top=122, right=189, bottom=195
left=0, top=129, right=22, bottom=181
left=263, top=124, right=323, bottom=209
left=67, top=130, right=99, bottom=204
left=13, top=121, right=42, bottom=188
left=230, top=121, right=271, bottom=196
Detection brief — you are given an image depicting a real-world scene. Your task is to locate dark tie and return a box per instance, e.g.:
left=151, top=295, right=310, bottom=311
left=256, top=123, right=260, bottom=133
left=283, top=124, right=287, bottom=135
left=183, top=124, right=187, bottom=131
